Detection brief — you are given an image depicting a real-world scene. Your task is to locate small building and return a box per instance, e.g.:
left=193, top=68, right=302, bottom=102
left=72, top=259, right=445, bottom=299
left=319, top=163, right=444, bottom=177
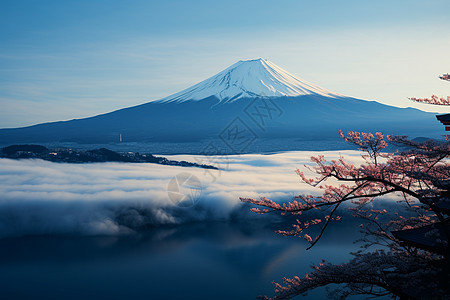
left=436, top=114, right=450, bottom=131
left=392, top=222, right=448, bottom=255
left=392, top=195, right=449, bottom=255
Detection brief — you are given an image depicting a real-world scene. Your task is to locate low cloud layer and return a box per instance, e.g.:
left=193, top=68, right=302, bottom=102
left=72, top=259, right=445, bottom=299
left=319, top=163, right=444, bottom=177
left=0, top=151, right=366, bottom=238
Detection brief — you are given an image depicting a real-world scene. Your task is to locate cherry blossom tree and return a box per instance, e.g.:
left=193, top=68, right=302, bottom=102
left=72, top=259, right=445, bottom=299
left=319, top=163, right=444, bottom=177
left=241, top=74, right=450, bottom=299
left=409, top=73, right=450, bottom=106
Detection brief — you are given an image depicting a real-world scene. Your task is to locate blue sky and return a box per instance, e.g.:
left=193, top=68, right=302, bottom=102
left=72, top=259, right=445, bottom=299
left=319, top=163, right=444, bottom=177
left=1, top=0, right=449, bottom=127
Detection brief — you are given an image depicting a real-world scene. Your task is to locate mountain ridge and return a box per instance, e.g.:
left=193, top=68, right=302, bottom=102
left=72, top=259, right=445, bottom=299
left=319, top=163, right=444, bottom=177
left=0, top=59, right=443, bottom=153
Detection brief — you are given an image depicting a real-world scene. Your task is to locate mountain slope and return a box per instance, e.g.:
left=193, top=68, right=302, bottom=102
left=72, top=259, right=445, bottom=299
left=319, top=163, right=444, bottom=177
left=0, top=59, right=442, bottom=153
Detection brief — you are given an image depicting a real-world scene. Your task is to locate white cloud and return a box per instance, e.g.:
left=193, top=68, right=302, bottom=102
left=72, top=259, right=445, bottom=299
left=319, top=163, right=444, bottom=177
left=0, top=150, right=367, bottom=238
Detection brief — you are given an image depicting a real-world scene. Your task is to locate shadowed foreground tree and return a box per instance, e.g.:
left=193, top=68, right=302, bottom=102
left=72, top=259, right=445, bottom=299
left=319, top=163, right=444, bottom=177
left=241, top=75, right=450, bottom=299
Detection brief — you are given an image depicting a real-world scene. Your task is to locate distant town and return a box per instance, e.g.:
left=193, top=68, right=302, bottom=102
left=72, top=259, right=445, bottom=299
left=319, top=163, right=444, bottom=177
left=0, top=144, right=218, bottom=169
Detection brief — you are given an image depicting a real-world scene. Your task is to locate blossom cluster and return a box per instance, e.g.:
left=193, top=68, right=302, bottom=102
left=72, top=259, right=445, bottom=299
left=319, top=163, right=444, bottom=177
left=241, top=130, right=449, bottom=298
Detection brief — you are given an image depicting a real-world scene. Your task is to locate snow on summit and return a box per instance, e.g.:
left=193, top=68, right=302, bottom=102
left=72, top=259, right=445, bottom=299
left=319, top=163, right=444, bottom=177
left=158, top=58, right=341, bottom=103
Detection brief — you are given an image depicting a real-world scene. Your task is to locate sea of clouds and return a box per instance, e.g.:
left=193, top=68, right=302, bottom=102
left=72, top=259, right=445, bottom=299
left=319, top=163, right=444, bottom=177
left=0, top=151, right=371, bottom=238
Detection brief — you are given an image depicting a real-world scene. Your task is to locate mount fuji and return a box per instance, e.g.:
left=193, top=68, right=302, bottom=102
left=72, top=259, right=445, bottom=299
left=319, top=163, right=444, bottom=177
left=0, top=58, right=442, bottom=153
left=157, top=59, right=341, bottom=103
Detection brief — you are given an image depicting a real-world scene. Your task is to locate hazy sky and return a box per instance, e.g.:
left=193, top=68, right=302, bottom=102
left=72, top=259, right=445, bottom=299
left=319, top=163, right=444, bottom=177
left=1, top=0, right=449, bottom=128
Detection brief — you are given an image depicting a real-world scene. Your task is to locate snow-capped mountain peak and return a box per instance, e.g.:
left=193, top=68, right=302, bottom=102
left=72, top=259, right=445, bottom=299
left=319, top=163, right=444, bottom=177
left=157, top=58, right=341, bottom=103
